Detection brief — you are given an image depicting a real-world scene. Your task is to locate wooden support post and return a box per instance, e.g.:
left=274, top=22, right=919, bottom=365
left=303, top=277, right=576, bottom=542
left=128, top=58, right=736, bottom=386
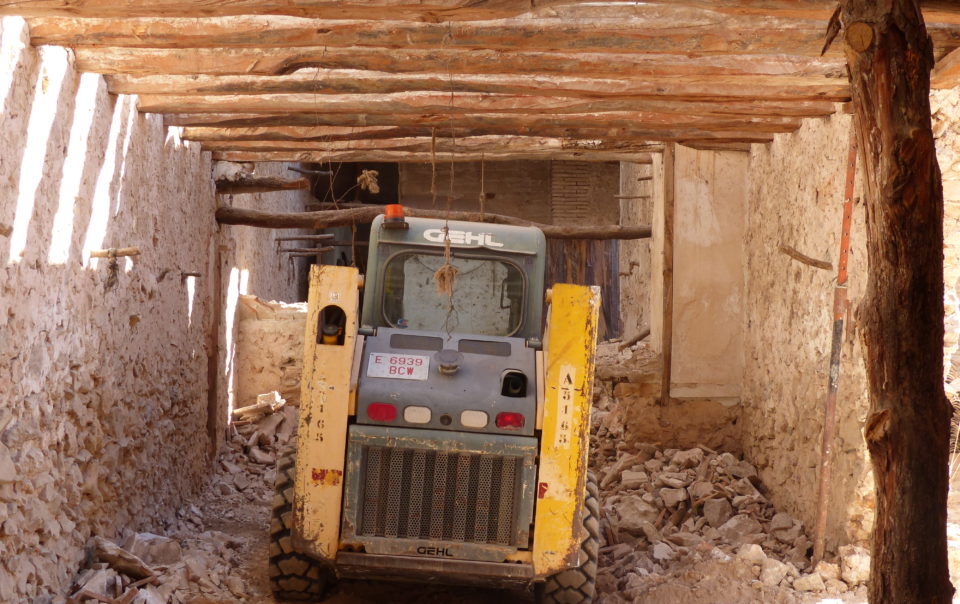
left=660, top=143, right=675, bottom=404
left=841, top=1, right=953, bottom=601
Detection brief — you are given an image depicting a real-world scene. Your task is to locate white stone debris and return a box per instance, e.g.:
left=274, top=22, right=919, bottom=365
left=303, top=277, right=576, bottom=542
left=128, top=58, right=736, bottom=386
left=64, top=405, right=296, bottom=603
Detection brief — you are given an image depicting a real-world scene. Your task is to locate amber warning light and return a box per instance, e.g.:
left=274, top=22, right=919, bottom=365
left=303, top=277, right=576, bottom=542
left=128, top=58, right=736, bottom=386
left=383, top=204, right=409, bottom=230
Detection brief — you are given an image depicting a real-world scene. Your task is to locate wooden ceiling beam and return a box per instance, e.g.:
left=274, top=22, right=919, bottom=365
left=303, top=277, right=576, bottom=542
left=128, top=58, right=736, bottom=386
left=199, top=136, right=670, bottom=154
left=178, top=125, right=707, bottom=144
left=106, top=71, right=850, bottom=103
left=933, top=47, right=960, bottom=89
left=3, top=0, right=958, bottom=22
left=209, top=150, right=687, bottom=163
left=160, top=110, right=814, bottom=133
left=134, top=92, right=826, bottom=127
left=72, top=46, right=847, bottom=78
left=26, top=15, right=960, bottom=57
left=18, top=14, right=869, bottom=57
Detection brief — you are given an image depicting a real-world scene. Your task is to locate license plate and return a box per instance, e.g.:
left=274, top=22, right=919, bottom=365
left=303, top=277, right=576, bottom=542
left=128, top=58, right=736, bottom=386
left=366, top=353, right=430, bottom=380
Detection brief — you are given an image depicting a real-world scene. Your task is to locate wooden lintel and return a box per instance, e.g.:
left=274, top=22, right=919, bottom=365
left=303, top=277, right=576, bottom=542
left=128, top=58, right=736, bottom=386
left=73, top=45, right=848, bottom=78
left=135, top=92, right=823, bottom=127
left=216, top=205, right=653, bottom=240
left=3, top=0, right=958, bottom=22
left=209, top=150, right=656, bottom=162
left=215, top=175, right=310, bottom=194
left=22, top=13, right=899, bottom=58
left=199, top=136, right=726, bottom=155
left=932, top=46, right=960, bottom=89
left=106, top=71, right=852, bottom=104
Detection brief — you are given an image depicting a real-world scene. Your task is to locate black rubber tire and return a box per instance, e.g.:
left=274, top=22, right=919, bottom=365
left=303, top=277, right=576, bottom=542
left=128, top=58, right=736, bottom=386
left=269, top=449, right=336, bottom=602
left=537, top=471, right=600, bottom=604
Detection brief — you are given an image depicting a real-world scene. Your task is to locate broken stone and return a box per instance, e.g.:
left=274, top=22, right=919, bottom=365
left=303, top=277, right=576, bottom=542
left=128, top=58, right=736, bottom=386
left=670, top=448, right=704, bottom=469
left=122, top=533, right=182, bottom=567
left=737, top=543, right=766, bottom=565
left=614, top=498, right=659, bottom=536
left=825, top=578, right=849, bottom=594
left=666, top=532, right=702, bottom=548
left=248, top=446, right=274, bottom=465
left=839, top=544, right=871, bottom=586
left=793, top=573, right=826, bottom=592
left=703, top=498, right=733, bottom=528
left=92, top=537, right=154, bottom=580
left=651, top=542, right=674, bottom=561
left=725, top=460, right=758, bottom=481
left=814, top=560, right=841, bottom=582
left=620, top=470, right=647, bottom=490
left=0, top=443, right=16, bottom=483
left=688, top=481, right=714, bottom=500
left=639, top=521, right=661, bottom=544
left=769, top=512, right=802, bottom=544
left=656, top=472, right=690, bottom=488
left=759, top=558, right=790, bottom=587
left=717, top=514, right=763, bottom=546
left=659, top=487, right=688, bottom=507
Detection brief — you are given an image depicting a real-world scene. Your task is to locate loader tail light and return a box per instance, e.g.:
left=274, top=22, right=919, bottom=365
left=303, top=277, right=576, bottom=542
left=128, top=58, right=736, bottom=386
left=495, top=412, right=525, bottom=430
left=367, top=402, right=397, bottom=422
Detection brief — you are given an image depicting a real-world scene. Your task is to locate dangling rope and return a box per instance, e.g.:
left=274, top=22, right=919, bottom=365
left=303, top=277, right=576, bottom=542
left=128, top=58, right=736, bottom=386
left=430, top=128, right=438, bottom=209
left=479, top=152, right=486, bottom=221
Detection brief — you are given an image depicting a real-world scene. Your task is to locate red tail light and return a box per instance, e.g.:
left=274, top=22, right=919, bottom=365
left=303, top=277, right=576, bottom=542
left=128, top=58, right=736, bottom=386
left=367, top=402, right=397, bottom=422
left=495, top=412, right=525, bottom=430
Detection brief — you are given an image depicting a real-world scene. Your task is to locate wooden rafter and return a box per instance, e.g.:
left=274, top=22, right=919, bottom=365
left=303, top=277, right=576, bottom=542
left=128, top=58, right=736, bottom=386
left=30, top=12, right=960, bottom=56
left=3, top=0, right=959, bottom=22
left=105, top=71, right=851, bottom=103
left=71, top=46, right=848, bottom=78
left=208, top=150, right=660, bottom=162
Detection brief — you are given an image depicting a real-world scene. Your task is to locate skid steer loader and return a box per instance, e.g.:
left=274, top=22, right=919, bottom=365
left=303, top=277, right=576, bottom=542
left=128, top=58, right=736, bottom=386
left=269, top=205, right=601, bottom=603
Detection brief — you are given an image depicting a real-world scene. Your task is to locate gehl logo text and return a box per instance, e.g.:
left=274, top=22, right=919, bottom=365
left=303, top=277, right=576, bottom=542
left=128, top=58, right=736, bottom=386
left=416, top=545, right=455, bottom=557
left=423, top=228, right=505, bottom=248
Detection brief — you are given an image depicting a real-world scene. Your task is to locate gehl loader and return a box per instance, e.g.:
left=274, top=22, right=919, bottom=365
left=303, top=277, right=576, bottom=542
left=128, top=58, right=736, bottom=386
left=269, top=205, right=601, bottom=603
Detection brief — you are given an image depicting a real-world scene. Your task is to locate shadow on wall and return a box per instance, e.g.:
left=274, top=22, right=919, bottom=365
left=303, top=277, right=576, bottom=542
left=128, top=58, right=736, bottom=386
left=0, top=17, right=221, bottom=601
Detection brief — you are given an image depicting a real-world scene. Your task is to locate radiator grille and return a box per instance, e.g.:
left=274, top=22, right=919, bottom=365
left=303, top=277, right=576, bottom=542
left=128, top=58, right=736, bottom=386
left=357, top=445, right=523, bottom=546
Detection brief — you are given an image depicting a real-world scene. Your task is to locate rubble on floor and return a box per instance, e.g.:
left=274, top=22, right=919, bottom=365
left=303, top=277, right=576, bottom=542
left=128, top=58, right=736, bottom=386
left=590, top=349, right=871, bottom=603
left=64, top=398, right=295, bottom=604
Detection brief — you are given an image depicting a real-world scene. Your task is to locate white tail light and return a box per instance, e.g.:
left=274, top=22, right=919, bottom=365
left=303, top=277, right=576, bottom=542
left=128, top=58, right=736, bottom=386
left=460, top=410, right=489, bottom=428
left=403, top=405, right=431, bottom=424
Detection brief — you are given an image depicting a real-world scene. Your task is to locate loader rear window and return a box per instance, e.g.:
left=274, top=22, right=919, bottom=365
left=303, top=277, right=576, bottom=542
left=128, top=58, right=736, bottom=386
left=381, top=252, right=525, bottom=336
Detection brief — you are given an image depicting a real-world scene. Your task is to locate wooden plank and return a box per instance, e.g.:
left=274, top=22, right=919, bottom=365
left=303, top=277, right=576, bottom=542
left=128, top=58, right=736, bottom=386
left=215, top=175, right=310, bottom=194
left=24, top=13, right=887, bottom=57
left=200, top=136, right=666, bottom=154
left=3, top=0, right=958, bottom=22
left=106, top=71, right=851, bottom=103
left=208, top=149, right=662, bottom=162
left=134, top=92, right=819, bottom=124
left=660, top=143, right=675, bottom=403
left=215, top=205, right=653, bottom=240
left=181, top=125, right=673, bottom=144
left=932, top=47, right=960, bottom=88
left=73, top=46, right=848, bottom=78
left=162, top=110, right=815, bottom=132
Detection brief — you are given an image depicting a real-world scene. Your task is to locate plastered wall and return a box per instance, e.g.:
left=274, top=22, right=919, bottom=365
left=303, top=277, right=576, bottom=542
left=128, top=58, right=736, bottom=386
left=932, top=88, right=960, bottom=400
left=618, top=161, right=652, bottom=341
left=0, top=17, right=308, bottom=600
left=671, top=146, right=746, bottom=399
left=742, top=110, right=873, bottom=552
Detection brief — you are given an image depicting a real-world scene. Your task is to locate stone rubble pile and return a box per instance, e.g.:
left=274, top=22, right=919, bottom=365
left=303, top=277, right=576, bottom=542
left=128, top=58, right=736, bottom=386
left=590, top=439, right=871, bottom=603
left=65, top=398, right=297, bottom=604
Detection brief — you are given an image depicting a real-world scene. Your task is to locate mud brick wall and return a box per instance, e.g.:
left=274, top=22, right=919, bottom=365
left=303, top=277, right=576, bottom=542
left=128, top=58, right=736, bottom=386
left=0, top=17, right=309, bottom=600
left=741, top=109, right=873, bottom=553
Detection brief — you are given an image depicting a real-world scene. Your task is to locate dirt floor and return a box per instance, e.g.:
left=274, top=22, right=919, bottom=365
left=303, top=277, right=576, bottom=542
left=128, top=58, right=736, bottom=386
left=62, top=343, right=960, bottom=603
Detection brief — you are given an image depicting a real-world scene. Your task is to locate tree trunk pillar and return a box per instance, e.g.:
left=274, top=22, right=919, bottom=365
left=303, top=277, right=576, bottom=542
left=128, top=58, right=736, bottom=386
left=841, top=1, right=953, bottom=602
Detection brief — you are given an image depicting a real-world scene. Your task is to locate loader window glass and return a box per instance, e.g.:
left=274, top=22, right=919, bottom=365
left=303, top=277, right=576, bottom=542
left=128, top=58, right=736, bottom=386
left=382, top=252, right=524, bottom=336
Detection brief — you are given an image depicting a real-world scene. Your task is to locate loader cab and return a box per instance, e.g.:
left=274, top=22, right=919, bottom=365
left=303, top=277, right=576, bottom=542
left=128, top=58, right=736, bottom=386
left=360, top=211, right=547, bottom=342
